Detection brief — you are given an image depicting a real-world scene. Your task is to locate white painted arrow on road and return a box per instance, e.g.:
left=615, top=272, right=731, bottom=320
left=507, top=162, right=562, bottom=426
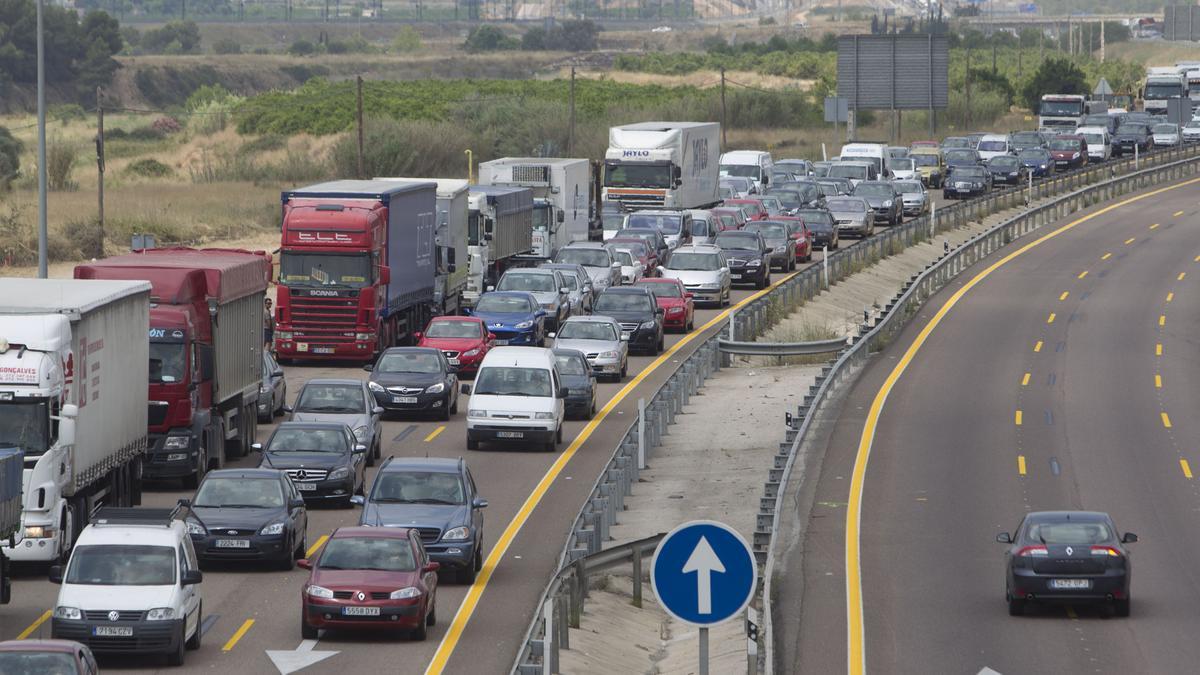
left=266, top=639, right=339, bottom=675
left=978, top=668, right=1003, bottom=675
left=682, top=536, right=725, bottom=615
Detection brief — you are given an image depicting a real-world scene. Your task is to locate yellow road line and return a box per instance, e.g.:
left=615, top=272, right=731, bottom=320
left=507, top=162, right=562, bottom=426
left=1163, top=412, right=1173, bottom=429
left=1017, top=455, right=1027, bottom=475
left=1101, top=252, right=1112, bottom=260
left=305, top=534, right=329, bottom=558
left=1167, top=292, right=1174, bottom=302
left=1047, top=313, right=1056, bottom=324
left=1174, top=210, right=1185, bottom=217
left=1034, top=340, right=1043, bottom=352
left=1156, top=374, right=1163, bottom=389
left=1077, top=270, right=1088, bottom=279
left=1159, top=315, right=1166, bottom=327
left=1015, top=410, right=1023, bottom=426
left=1021, top=372, right=1031, bottom=386
left=1182, top=459, right=1194, bottom=479
left=841, top=177, right=1200, bottom=675
left=16, top=610, right=51, bottom=640
left=424, top=266, right=800, bottom=675
left=424, top=425, right=446, bottom=442
left=1150, top=223, right=1160, bottom=230
left=222, top=619, right=255, bottom=652
left=1194, top=255, right=1200, bottom=262
left=1124, top=237, right=1136, bottom=245
left=1179, top=272, right=1187, bottom=281
left=1157, top=343, right=1163, bottom=356
left=1059, top=291, right=1069, bottom=301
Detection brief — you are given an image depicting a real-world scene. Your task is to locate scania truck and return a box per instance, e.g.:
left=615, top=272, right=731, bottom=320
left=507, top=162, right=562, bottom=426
left=603, top=122, right=720, bottom=212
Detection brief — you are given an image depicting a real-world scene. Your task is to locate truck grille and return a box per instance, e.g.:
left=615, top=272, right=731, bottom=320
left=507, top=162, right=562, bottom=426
left=287, top=290, right=361, bottom=332
left=612, top=195, right=666, bottom=210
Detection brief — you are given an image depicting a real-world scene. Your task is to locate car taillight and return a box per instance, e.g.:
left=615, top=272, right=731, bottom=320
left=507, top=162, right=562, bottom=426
left=1016, top=546, right=1048, bottom=557
left=1090, top=546, right=1122, bottom=557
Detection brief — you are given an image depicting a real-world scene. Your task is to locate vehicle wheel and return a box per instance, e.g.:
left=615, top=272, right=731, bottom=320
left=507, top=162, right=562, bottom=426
left=411, top=614, right=428, bottom=641
left=620, top=359, right=628, bottom=379
left=586, top=398, right=596, bottom=420
left=427, top=600, right=437, bottom=626
left=278, top=536, right=296, bottom=571
left=657, top=334, right=664, bottom=354
left=365, top=445, right=376, bottom=468
left=186, top=603, right=202, bottom=650
left=439, top=401, right=451, bottom=421
left=556, top=425, right=564, bottom=444
left=467, top=438, right=479, bottom=450
left=301, top=611, right=318, bottom=640
left=544, top=438, right=557, bottom=453
left=341, top=497, right=354, bottom=509
left=1114, top=598, right=1131, bottom=617
left=450, top=395, right=459, bottom=416
left=459, top=563, right=478, bottom=585
left=181, top=463, right=202, bottom=491
left=295, top=532, right=306, bottom=559
left=687, top=316, right=694, bottom=332
left=1007, top=595, right=1025, bottom=617
left=258, top=395, right=273, bottom=424
left=167, top=624, right=186, bottom=666
left=475, top=547, right=483, bottom=571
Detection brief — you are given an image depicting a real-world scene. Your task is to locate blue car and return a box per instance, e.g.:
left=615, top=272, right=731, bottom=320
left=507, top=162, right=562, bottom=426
left=1017, top=149, right=1053, bottom=177
left=465, top=291, right=547, bottom=346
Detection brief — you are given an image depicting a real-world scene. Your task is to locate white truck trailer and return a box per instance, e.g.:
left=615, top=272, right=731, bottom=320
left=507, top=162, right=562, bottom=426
left=603, top=122, right=720, bottom=212
left=477, top=157, right=597, bottom=261
left=0, top=279, right=150, bottom=565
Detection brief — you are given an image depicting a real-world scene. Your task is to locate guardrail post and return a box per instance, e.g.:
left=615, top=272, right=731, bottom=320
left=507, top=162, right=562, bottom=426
left=637, top=398, right=646, bottom=470
left=543, top=598, right=556, bottom=675
left=632, top=546, right=644, bottom=609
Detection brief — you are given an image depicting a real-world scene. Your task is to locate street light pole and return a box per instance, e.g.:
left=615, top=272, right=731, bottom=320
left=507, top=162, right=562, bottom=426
left=36, top=0, right=48, bottom=278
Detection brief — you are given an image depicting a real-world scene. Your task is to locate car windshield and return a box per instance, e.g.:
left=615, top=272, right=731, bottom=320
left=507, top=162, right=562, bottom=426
left=626, top=214, right=683, bottom=235
left=371, top=471, right=464, bottom=505
left=942, top=137, right=970, bottom=148
left=691, top=218, right=710, bottom=236
left=595, top=293, right=652, bottom=312
left=267, top=428, right=347, bottom=453
left=377, top=352, right=442, bottom=374
left=280, top=252, right=371, bottom=288
left=556, top=248, right=610, bottom=268
left=765, top=189, right=802, bottom=208
left=747, top=224, right=787, bottom=241
left=720, top=178, right=751, bottom=191
left=854, top=184, right=893, bottom=198
left=558, top=321, right=618, bottom=341
left=953, top=167, right=986, bottom=179
left=1081, top=133, right=1104, bottom=145
left=990, top=156, right=1019, bottom=168
left=498, top=273, right=557, bottom=293
left=638, top=281, right=682, bottom=298
left=1117, top=124, right=1148, bottom=134
left=666, top=252, right=720, bottom=271
left=817, top=183, right=841, bottom=196
left=813, top=164, right=831, bottom=177
left=796, top=210, right=834, bottom=227
left=911, top=153, right=939, bottom=167
left=473, top=366, right=553, bottom=397
left=602, top=212, right=626, bottom=230
left=1187, top=121, right=1200, bottom=129
left=1011, top=133, right=1042, bottom=145
left=554, top=353, right=589, bottom=375
left=318, top=537, right=416, bottom=572
left=890, top=158, right=915, bottom=170
left=614, top=231, right=658, bottom=249
left=149, top=340, right=186, bottom=384
left=426, top=321, right=482, bottom=339
left=977, top=140, right=1007, bottom=151
left=715, top=232, right=761, bottom=250
left=476, top=295, right=533, bottom=313
left=1082, top=115, right=1109, bottom=126
left=828, top=165, right=868, bottom=180
left=1049, top=139, right=1081, bottom=150
left=296, top=384, right=364, bottom=413
left=1019, top=149, right=1050, bottom=161
left=720, top=164, right=760, bottom=178
left=1153, top=124, right=1177, bottom=133
left=894, top=181, right=924, bottom=193
left=611, top=249, right=634, bottom=266
left=1025, top=521, right=1113, bottom=545
left=826, top=198, right=867, bottom=213
left=945, top=149, right=976, bottom=162
left=66, top=544, right=175, bottom=586
left=0, top=652, right=79, bottom=674
left=554, top=273, right=579, bottom=290
left=195, top=477, right=284, bottom=508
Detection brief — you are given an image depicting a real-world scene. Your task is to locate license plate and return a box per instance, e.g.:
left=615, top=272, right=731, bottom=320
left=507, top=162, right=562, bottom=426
left=496, top=431, right=524, bottom=439
left=295, top=482, right=316, bottom=491
left=730, top=274, right=742, bottom=280
left=342, top=606, right=381, bottom=616
left=393, top=396, right=418, bottom=404
left=956, top=188, right=971, bottom=193
left=447, top=358, right=460, bottom=365
left=215, top=539, right=251, bottom=548
left=494, top=339, right=509, bottom=346
left=94, top=626, right=133, bottom=637
left=313, top=347, right=334, bottom=354
left=1050, top=578, right=1091, bottom=590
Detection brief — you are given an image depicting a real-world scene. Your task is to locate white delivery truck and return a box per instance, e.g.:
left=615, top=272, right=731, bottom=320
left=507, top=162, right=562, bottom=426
left=478, top=157, right=597, bottom=261
left=603, top=122, right=720, bottom=212
left=1143, top=68, right=1186, bottom=116
left=377, top=177, right=470, bottom=316
left=463, top=186, right=535, bottom=307
left=0, top=278, right=150, bottom=565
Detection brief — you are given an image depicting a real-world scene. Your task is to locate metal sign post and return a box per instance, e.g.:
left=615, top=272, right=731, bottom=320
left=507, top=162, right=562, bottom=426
left=637, top=397, right=646, bottom=470
left=823, top=246, right=830, bottom=288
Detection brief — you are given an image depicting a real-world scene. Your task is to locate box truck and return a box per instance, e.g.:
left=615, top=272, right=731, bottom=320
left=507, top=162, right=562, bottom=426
left=477, top=158, right=598, bottom=260
left=603, top=122, right=720, bottom=211
left=376, top=177, right=469, bottom=316
left=464, top=185, right=535, bottom=307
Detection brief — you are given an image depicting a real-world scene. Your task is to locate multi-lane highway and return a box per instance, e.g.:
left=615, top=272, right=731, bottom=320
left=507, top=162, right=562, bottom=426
left=781, top=178, right=1200, bottom=674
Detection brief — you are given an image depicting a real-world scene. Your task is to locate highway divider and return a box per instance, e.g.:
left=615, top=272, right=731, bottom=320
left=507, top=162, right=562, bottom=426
left=757, top=149, right=1200, bottom=674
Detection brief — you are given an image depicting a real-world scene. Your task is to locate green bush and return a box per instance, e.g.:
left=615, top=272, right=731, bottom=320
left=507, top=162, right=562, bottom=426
left=47, top=137, right=78, bottom=191
left=49, top=103, right=87, bottom=123
left=141, top=20, right=202, bottom=54
left=464, top=25, right=518, bottom=52
left=0, top=126, right=23, bottom=189
left=126, top=158, right=174, bottom=178
left=288, top=39, right=317, bottom=56
left=238, top=134, right=288, bottom=156
left=212, top=38, right=241, bottom=55
left=392, top=26, right=421, bottom=53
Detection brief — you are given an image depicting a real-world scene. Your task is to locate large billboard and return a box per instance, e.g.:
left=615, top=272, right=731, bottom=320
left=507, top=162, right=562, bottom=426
left=837, top=34, right=949, bottom=110
left=1164, top=5, right=1200, bottom=41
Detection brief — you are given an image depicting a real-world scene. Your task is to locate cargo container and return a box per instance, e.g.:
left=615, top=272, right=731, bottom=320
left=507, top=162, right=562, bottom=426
left=477, top=158, right=598, bottom=260
left=376, top=177, right=469, bottom=315
left=0, top=279, right=150, bottom=565
left=603, top=122, right=721, bottom=211
left=464, top=185, right=535, bottom=306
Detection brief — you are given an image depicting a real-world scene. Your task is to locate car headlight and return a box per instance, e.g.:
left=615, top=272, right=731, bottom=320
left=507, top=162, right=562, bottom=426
left=276, top=331, right=293, bottom=340
left=389, top=587, right=423, bottom=600
left=515, top=320, right=534, bottom=330
left=639, top=321, right=657, bottom=330
left=534, top=411, right=556, bottom=420
left=443, top=526, right=470, bottom=541
left=24, top=525, right=53, bottom=538
left=542, top=302, right=557, bottom=310
left=147, top=607, right=176, bottom=621
left=352, top=425, right=369, bottom=440
left=306, top=584, right=334, bottom=600
left=468, top=409, right=488, bottom=418
left=260, top=522, right=286, bottom=536
left=747, top=259, right=761, bottom=266
left=883, top=200, right=893, bottom=207
left=598, top=350, right=621, bottom=358
left=1040, top=164, right=1048, bottom=169
left=163, top=436, right=190, bottom=450
left=328, top=467, right=350, bottom=481
left=368, top=380, right=385, bottom=393
left=774, top=246, right=787, bottom=253
left=462, top=348, right=480, bottom=358
left=1072, top=152, right=1080, bottom=159
left=667, top=307, right=684, bottom=315
left=54, top=606, right=82, bottom=620
left=425, top=382, right=445, bottom=394
left=260, top=382, right=270, bottom=394
left=185, top=520, right=206, bottom=536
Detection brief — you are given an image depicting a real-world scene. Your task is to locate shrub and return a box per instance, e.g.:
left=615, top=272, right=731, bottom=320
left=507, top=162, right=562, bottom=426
left=46, top=137, right=78, bottom=191
left=151, top=116, right=182, bottom=135
left=520, top=20, right=599, bottom=51
left=392, top=26, right=421, bottom=53
left=238, top=134, right=288, bottom=156
left=185, top=84, right=234, bottom=111
left=141, top=21, right=202, bottom=54
left=464, top=25, right=518, bottom=52
left=288, top=39, right=317, bottom=56
left=64, top=218, right=105, bottom=259
left=127, top=125, right=166, bottom=141
left=49, top=104, right=88, bottom=123
left=189, top=97, right=244, bottom=136
left=0, top=126, right=21, bottom=189
left=126, top=158, right=174, bottom=178
left=253, top=47, right=270, bottom=55
left=333, top=117, right=475, bottom=179
left=212, top=38, right=241, bottom=55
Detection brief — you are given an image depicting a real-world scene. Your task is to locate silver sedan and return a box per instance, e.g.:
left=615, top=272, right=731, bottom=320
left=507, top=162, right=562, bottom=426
left=550, top=315, right=629, bottom=382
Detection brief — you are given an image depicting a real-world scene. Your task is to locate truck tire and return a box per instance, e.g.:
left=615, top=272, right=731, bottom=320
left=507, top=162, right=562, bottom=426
left=131, top=458, right=144, bottom=506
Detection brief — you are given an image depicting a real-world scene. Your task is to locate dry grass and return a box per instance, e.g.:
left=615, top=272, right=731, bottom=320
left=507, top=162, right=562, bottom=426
left=569, top=68, right=814, bottom=91
left=1105, top=41, right=1200, bottom=67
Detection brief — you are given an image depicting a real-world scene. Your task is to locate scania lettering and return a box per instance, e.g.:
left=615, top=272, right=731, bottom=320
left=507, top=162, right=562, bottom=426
left=603, top=122, right=720, bottom=211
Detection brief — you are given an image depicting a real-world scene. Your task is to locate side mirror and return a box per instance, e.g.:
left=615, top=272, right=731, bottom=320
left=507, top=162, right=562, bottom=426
left=182, top=569, right=203, bottom=586
left=995, top=532, right=1013, bottom=544
left=462, top=307, right=472, bottom=316
left=353, top=444, right=368, bottom=454
left=282, top=405, right=293, bottom=413
left=487, top=333, right=497, bottom=341
left=1122, top=532, right=1138, bottom=544
left=460, top=383, right=472, bottom=395
left=379, top=266, right=391, bottom=285
left=289, top=498, right=305, bottom=509
left=413, top=331, right=423, bottom=340
left=473, top=497, right=489, bottom=509
left=557, top=387, right=569, bottom=399
left=547, top=332, right=556, bottom=339
left=423, top=561, right=441, bottom=573
left=362, top=364, right=374, bottom=372
left=655, top=308, right=665, bottom=316
left=620, top=334, right=629, bottom=341
left=372, top=406, right=384, bottom=415
left=556, top=210, right=565, bottom=223
left=49, top=565, right=63, bottom=584
left=684, top=292, right=694, bottom=300
left=535, top=309, right=547, bottom=317
left=297, top=559, right=312, bottom=570
left=560, top=287, right=570, bottom=295
left=656, top=266, right=666, bottom=275
left=350, top=495, right=365, bottom=506
left=251, top=442, right=263, bottom=452
left=486, top=285, right=496, bottom=292
left=177, top=498, right=192, bottom=507
left=611, top=262, right=621, bottom=270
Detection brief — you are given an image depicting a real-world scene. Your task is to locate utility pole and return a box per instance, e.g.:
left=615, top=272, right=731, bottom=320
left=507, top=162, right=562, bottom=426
left=1100, top=20, right=1105, bottom=62
left=965, top=46, right=972, bottom=129
left=181, top=0, right=186, bottom=20
left=356, top=76, right=365, bottom=179
left=96, top=87, right=106, bottom=259
left=720, top=67, right=728, bottom=151
left=1017, top=48, right=1022, bottom=80
left=36, top=0, right=47, bottom=278
left=991, top=43, right=996, bottom=74
left=568, top=67, right=576, bottom=156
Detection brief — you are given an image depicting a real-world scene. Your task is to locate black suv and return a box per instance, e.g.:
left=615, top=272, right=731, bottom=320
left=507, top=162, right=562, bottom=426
left=354, top=456, right=488, bottom=583
left=593, top=286, right=665, bottom=355
left=253, top=422, right=367, bottom=507
left=1112, top=123, right=1152, bottom=157
left=714, top=230, right=772, bottom=289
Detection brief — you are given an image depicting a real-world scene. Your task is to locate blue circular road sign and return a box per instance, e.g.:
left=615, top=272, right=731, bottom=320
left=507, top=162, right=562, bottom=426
left=651, top=520, right=757, bottom=626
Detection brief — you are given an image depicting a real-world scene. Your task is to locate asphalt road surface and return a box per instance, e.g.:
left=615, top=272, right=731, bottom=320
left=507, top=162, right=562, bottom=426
left=781, top=177, right=1200, bottom=674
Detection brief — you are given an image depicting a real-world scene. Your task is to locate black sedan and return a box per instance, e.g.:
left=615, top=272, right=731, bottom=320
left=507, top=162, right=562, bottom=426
left=986, top=155, right=1027, bottom=185
left=254, top=422, right=367, bottom=507
left=365, top=347, right=460, bottom=420
left=795, top=208, right=839, bottom=249
left=714, top=230, right=772, bottom=289
left=552, top=348, right=597, bottom=420
left=592, top=286, right=665, bottom=356
left=1112, top=123, right=1152, bottom=157
left=998, top=511, right=1137, bottom=617
left=1017, top=148, right=1054, bottom=177
left=943, top=165, right=992, bottom=199
left=185, top=468, right=308, bottom=570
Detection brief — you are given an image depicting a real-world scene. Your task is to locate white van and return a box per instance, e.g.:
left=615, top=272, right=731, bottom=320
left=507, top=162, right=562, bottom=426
left=463, top=347, right=567, bottom=452
left=976, top=134, right=1011, bottom=161
left=827, top=161, right=878, bottom=188
left=50, top=507, right=203, bottom=666
left=1075, top=126, right=1112, bottom=163
left=719, top=150, right=774, bottom=192
left=838, top=143, right=888, bottom=177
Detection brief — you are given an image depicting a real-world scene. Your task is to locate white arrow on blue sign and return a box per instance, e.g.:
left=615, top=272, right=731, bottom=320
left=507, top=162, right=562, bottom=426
left=651, top=520, right=757, bottom=626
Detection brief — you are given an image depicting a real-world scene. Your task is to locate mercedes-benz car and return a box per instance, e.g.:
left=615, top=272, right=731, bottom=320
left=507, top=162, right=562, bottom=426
left=943, top=165, right=992, bottom=199
left=743, top=221, right=798, bottom=271
left=851, top=181, right=902, bottom=226
left=713, top=230, right=772, bottom=289
left=592, top=287, right=664, bottom=355
left=287, top=379, right=383, bottom=465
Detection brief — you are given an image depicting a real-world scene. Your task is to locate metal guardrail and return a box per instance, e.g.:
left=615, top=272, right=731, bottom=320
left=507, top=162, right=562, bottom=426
left=718, top=336, right=849, bottom=356
left=757, top=149, right=1200, bottom=674
left=510, top=140, right=1200, bottom=675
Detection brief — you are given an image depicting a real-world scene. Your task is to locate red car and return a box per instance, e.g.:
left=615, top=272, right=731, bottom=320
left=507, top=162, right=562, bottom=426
left=415, top=316, right=494, bottom=376
left=635, top=278, right=695, bottom=332
left=609, top=237, right=660, bottom=271
left=0, top=639, right=97, bottom=673
left=774, top=215, right=814, bottom=263
left=300, top=526, right=440, bottom=641
left=722, top=198, right=770, bottom=221
left=710, top=207, right=748, bottom=231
